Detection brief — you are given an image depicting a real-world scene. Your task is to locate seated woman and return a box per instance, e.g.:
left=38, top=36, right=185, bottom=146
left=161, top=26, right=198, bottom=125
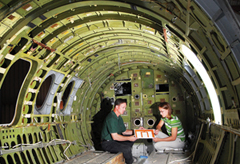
left=153, top=102, right=185, bottom=152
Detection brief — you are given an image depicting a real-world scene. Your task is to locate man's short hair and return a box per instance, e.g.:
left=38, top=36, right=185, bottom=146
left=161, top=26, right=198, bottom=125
left=114, top=98, right=127, bottom=107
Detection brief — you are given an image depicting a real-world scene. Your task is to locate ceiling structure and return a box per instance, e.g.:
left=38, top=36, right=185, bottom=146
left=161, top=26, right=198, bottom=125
left=1, top=0, right=238, bottom=123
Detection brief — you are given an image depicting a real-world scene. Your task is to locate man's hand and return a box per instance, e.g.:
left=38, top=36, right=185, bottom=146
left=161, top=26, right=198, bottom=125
left=129, top=135, right=138, bottom=142
left=112, top=133, right=138, bottom=141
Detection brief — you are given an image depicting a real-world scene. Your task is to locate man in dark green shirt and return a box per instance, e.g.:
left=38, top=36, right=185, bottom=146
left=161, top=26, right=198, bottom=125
left=101, top=98, right=143, bottom=164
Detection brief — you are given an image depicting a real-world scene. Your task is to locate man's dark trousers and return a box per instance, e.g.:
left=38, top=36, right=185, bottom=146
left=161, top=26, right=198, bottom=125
left=101, top=140, right=134, bottom=164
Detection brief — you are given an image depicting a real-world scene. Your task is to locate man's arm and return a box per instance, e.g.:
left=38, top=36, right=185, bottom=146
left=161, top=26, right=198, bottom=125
left=122, top=129, right=134, bottom=135
left=122, top=126, right=145, bottom=135
left=111, top=133, right=137, bottom=142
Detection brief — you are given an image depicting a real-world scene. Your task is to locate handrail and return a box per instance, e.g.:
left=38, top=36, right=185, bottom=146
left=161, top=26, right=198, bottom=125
left=198, top=118, right=240, bottom=137
left=192, top=123, right=204, bottom=162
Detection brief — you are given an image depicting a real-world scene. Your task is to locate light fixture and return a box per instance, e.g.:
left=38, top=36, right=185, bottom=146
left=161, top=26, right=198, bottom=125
left=182, top=45, right=222, bottom=125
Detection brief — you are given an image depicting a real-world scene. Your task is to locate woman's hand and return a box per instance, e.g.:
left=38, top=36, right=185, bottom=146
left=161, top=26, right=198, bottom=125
left=153, top=137, right=160, bottom=142
left=154, top=129, right=159, bottom=135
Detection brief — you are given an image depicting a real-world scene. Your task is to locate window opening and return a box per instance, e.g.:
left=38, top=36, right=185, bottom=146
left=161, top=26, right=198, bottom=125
left=0, top=59, right=30, bottom=125
left=61, top=81, right=74, bottom=111
left=36, top=75, right=53, bottom=108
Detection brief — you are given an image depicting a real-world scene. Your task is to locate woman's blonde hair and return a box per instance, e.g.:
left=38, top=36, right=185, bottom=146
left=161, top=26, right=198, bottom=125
left=159, top=102, right=172, bottom=116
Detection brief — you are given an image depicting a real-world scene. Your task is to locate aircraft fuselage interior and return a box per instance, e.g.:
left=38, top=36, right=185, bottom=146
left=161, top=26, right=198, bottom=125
left=0, top=0, right=240, bottom=163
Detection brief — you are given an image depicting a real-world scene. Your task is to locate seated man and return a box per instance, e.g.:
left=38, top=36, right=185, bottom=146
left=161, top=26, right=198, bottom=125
left=101, top=98, right=143, bottom=164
